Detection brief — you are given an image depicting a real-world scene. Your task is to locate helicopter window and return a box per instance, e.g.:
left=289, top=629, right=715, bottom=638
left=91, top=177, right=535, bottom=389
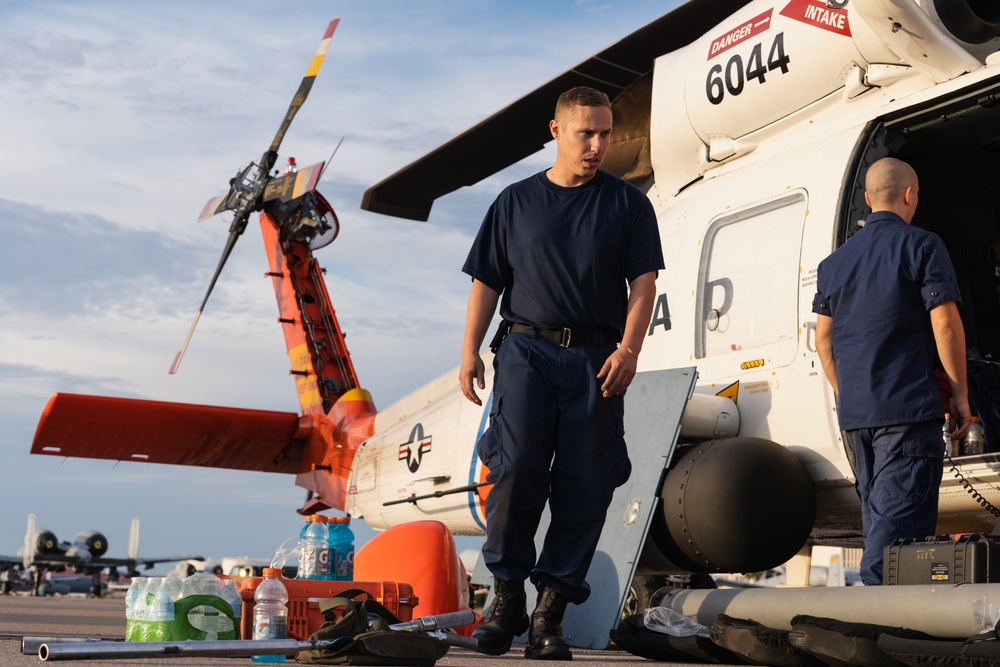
left=696, top=191, right=807, bottom=360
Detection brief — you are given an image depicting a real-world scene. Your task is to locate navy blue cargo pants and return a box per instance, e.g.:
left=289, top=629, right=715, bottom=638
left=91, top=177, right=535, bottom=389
left=477, top=331, right=632, bottom=604
left=844, top=419, right=944, bottom=585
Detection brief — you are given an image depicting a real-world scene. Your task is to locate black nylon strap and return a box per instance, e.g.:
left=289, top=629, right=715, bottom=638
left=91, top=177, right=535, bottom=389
left=508, top=323, right=618, bottom=348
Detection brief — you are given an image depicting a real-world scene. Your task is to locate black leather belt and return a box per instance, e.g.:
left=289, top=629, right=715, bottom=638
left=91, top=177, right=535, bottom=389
left=509, top=323, right=618, bottom=348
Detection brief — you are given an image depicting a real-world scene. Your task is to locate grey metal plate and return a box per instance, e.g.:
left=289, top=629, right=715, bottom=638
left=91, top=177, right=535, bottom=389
left=474, top=367, right=695, bottom=649
left=556, top=366, right=695, bottom=648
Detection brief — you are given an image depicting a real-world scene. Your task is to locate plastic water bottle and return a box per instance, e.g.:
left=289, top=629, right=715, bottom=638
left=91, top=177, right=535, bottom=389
left=201, top=576, right=224, bottom=641
left=148, top=578, right=176, bottom=642
left=125, top=577, right=148, bottom=641
left=284, top=157, right=297, bottom=175
left=329, top=517, right=355, bottom=581
left=943, top=413, right=955, bottom=457
left=220, top=578, right=243, bottom=638
left=136, top=577, right=159, bottom=641
left=966, top=416, right=987, bottom=455
left=251, top=568, right=289, bottom=663
left=298, top=515, right=329, bottom=580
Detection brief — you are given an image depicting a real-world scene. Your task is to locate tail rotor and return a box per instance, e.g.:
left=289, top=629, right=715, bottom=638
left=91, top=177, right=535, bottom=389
left=169, top=19, right=340, bottom=375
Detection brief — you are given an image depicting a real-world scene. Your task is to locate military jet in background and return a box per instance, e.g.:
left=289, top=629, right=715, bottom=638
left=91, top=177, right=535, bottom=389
left=0, top=514, right=201, bottom=597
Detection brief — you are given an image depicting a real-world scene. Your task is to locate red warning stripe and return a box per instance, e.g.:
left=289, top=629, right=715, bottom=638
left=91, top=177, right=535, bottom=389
left=708, top=9, right=773, bottom=60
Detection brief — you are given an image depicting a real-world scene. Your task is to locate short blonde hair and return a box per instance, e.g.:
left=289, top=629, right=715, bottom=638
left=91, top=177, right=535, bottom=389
left=555, top=87, right=611, bottom=121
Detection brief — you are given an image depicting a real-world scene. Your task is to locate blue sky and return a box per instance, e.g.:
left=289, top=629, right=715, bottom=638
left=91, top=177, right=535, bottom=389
left=0, top=0, right=680, bottom=572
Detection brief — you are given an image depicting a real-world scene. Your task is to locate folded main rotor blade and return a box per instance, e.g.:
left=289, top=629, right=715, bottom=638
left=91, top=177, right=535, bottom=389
left=168, top=227, right=242, bottom=375
left=267, top=19, right=339, bottom=159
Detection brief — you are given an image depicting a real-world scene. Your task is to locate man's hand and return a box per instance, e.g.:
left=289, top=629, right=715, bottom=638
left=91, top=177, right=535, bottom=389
left=930, top=301, right=969, bottom=441
left=597, top=346, right=638, bottom=397
left=459, top=280, right=500, bottom=406
left=460, top=353, right=486, bottom=405
left=949, top=393, right=972, bottom=441
left=599, top=271, right=655, bottom=398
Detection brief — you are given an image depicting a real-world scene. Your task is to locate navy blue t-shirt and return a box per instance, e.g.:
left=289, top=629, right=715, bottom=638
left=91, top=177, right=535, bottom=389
left=463, top=170, right=663, bottom=336
left=812, top=211, right=961, bottom=430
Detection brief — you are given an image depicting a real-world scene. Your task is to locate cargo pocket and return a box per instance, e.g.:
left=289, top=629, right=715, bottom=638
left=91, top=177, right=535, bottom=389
left=476, top=394, right=503, bottom=476
left=892, top=435, right=943, bottom=507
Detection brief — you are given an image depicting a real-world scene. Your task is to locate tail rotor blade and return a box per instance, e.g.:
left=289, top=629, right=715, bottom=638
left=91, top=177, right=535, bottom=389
left=262, top=161, right=325, bottom=203
left=168, top=228, right=241, bottom=374
left=197, top=193, right=231, bottom=222
left=267, top=19, right=340, bottom=157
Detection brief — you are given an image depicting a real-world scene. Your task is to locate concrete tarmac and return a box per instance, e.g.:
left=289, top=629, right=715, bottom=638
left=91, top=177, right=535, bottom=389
left=0, top=594, right=716, bottom=666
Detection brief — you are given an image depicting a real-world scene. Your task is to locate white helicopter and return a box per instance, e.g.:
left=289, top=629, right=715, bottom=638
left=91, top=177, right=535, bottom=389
left=30, top=0, right=1000, bottom=647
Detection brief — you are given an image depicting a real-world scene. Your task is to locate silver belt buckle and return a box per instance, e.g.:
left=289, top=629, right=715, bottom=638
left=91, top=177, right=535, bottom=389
left=559, top=328, right=572, bottom=348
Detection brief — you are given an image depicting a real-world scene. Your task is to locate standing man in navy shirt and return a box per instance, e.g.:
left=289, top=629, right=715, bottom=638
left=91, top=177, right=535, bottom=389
left=459, top=86, right=663, bottom=659
left=813, top=157, right=970, bottom=585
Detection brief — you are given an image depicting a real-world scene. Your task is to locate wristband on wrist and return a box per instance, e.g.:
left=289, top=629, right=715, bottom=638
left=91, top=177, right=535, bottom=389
left=621, top=344, right=638, bottom=359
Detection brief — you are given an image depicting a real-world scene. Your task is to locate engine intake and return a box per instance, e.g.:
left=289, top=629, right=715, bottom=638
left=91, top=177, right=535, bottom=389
left=933, top=0, right=1000, bottom=44
left=71, top=531, right=108, bottom=559
left=34, top=530, right=60, bottom=555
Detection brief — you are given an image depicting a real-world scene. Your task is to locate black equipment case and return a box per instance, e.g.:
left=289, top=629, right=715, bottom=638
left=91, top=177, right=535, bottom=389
left=884, top=533, right=1000, bottom=585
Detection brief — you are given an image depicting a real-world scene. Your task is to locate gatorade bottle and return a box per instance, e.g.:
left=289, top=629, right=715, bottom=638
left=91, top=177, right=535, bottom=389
left=943, top=413, right=955, bottom=457
left=330, top=517, right=355, bottom=582
left=325, top=517, right=337, bottom=580
left=321, top=517, right=335, bottom=581
left=966, top=416, right=987, bottom=455
left=251, top=568, right=289, bottom=663
left=299, top=516, right=311, bottom=540
left=297, top=515, right=329, bottom=580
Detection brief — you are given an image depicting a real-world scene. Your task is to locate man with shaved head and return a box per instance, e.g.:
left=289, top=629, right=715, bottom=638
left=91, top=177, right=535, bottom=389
left=813, top=157, right=970, bottom=585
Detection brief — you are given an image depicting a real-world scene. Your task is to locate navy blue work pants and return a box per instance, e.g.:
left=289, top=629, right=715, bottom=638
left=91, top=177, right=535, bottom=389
left=477, top=332, right=631, bottom=604
left=844, top=419, right=943, bottom=585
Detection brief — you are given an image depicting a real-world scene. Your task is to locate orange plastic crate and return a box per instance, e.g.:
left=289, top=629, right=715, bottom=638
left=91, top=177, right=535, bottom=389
left=239, top=578, right=417, bottom=641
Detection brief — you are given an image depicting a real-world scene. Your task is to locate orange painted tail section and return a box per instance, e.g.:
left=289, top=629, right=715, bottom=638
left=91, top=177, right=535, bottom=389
left=30, top=196, right=376, bottom=515
left=260, top=195, right=359, bottom=417
left=259, top=194, right=377, bottom=512
left=295, top=388, right=377, bottom=514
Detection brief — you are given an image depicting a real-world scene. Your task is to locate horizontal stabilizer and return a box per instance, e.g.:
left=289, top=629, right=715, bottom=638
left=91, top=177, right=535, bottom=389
left=32, top=393, right=304, bottom=474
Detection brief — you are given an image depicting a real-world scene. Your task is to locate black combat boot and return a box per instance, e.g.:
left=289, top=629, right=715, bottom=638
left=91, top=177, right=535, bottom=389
left=525, top=586, right=572, bottom=660
left=472, top=577, right=529, bottom=655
